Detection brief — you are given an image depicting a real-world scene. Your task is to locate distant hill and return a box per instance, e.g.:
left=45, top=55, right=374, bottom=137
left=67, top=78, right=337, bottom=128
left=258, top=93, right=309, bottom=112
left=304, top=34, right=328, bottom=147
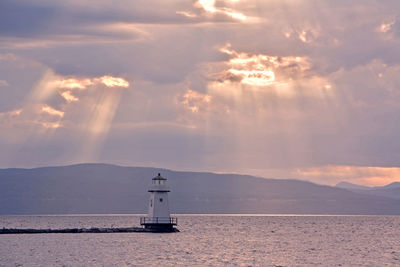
left=382, top=182, right=400, bottom=189
left=1, top=163, right=400, bottom=215
left=336, top=181, right=371, bottom=191
left=335, top=180, right=400, bottom=200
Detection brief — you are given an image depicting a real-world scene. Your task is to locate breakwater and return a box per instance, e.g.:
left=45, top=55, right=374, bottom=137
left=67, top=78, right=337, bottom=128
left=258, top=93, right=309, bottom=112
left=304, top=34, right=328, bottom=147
left=0, top=226, right=179, bottom=234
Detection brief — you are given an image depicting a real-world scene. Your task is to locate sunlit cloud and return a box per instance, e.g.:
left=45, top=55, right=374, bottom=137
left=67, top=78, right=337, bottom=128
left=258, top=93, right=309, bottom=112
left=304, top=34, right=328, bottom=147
left=0, top=68, right=130, bottom=161
left=197, top=0, right=247, bottom=21
left=237, top=165, right=400, bottom=187
left=0, top=104, right=64, bottom=131
left=0, top=109, right=23, bottom=121
left=198, top=0, right=217, bottom=13
left=379, top=20, right=395, bottom=33
left=189, top=44, right=341, bottom=177
left=42, top=73, right=129, bottom=161
left=210, top=44, right=331, bottom=97
left=55, top=78, right=93, bottom=89
left=0, top=80, right=9, bottom=87
left=9, top=109, right=22, bottom=116
left=294, top=165, right=400, bottom=186
left=45, top=74, right=129, bottom=161
left=282, top=25, right=321, bottom=44
left=298, top=28, right=319, bottom=43
left=40, top=121, right=62, bottom=129
left=176, top=11, right=197, bottom=18
left=60, top=91, right=79, bottom=102
left=53, top=75, right=129, bottom=92
left=28, top=70, right=128, bottom=109
left=50, top=74, right=129, bottom=160
left=41, top=105, right=65, bottom=118
left=179, top=89, right=212, bottom=113
left=220, top=43, right=311, bottom=82
left=228, top=69, right=275, bottom=86
left=97, top=76, right=130, bottom=88
left=178, top=0, right=253, bottom=22
left=92, top=23, right=151, bottom=41
left=284, top=31, right=292, bottom=38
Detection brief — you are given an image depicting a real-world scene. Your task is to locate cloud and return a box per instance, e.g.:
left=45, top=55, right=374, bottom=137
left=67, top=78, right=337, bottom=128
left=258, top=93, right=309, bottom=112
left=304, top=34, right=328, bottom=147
left=55, top=78, right=93, bottom=89
left=294, top=165, right=400, bottom=186
left=209, top=44, right=332, bottom=98
left=0, top=53, right=17, bottom=61
left=97, top=76, right=130, bottom=88
left=41, top=105, right=64, bottom=118
left=220, top=43, right=311, bottom=85
left=0, top=80, right=8, bottom=87
left=230, top=164, right=400, bottom=186
left=378, top=20, right=395, bottom=33
left=1, top=0, right=400, bottom=186
left=178, top=89, right=211, bottom=113
left=176, top=11, right=197, bottom=19
left=0, top=103, right=63, bottom=131
left=0, top=63, right=130, bottom=162
left=60, top=91, right=79, bottom=102
left=0, top=109, right=22, bottom=123
left=0, top=1, right=153, bottom=50
left=196, top=0, right=247, bottom=21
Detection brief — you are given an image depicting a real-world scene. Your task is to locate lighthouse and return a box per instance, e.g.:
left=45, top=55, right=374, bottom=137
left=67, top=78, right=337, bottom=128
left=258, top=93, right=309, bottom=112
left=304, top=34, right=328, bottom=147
left=140, top=173, right=177, bottom=232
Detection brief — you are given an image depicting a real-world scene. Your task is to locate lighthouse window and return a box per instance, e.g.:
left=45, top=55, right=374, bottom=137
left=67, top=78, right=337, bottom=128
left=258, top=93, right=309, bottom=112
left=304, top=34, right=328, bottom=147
left=150, top=199, right=153, bottom=207
left=159, top=198, right=163, bottom=202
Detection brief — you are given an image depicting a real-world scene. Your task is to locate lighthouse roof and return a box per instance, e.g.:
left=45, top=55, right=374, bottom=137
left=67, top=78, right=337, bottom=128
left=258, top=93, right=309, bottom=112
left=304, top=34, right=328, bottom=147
left=152, top=173, right=167, bottom=180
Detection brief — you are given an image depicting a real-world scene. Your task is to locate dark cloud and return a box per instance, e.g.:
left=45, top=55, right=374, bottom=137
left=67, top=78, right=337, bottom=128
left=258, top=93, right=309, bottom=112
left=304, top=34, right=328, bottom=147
left=0, top=0, right=58, bottom=37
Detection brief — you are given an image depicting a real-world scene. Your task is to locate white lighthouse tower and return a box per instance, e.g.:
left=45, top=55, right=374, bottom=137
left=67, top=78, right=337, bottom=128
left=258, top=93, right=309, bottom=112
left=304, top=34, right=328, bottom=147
left=140, top=173, right=177, bottom=232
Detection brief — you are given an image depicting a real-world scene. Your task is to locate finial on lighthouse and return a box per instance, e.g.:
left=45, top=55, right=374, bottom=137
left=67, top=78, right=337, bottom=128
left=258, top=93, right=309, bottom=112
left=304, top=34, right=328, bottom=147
left=140, top=173, right=178, bottom=232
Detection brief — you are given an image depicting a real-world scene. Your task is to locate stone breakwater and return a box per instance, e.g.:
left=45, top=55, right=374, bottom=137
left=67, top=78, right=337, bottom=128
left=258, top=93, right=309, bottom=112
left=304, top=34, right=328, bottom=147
left=0, top=227, right=179, bottom=234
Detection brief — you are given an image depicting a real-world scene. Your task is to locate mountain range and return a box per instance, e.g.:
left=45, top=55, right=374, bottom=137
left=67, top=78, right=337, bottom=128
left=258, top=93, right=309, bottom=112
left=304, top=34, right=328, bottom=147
left=1, top=163, right=399, bottom=215
left=336, top=181, right=400, bottom=200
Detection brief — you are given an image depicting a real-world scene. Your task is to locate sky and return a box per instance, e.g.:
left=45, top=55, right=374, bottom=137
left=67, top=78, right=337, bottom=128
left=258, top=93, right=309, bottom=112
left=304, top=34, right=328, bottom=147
left=1, top=0, right=400, bottom=186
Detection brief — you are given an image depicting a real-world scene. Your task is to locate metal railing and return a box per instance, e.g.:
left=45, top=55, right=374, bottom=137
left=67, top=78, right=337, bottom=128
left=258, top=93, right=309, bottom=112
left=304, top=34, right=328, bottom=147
left=140, top=217, right=177, bottom=225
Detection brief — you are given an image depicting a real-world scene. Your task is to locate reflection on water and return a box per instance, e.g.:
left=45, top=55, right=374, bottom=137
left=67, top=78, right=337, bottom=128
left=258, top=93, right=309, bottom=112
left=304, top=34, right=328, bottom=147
left=0, top=215, right=399, bottom=266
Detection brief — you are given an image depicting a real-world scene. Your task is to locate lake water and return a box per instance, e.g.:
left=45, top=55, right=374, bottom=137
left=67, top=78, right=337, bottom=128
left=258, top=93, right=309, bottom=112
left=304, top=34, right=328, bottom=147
left=0, top=215, right=399, bottom=266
